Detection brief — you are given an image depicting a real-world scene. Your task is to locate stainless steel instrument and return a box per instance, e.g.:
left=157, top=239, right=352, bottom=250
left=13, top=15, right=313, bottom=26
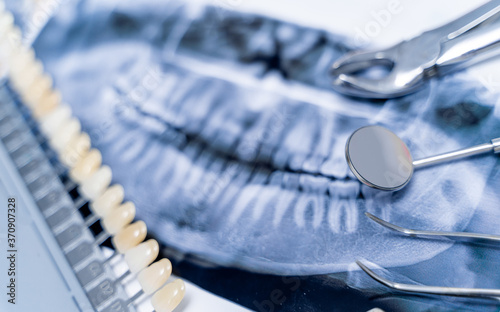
left=357, top=212, right=500, bottom=298
left=345, top=125, right=500, bottom=191
left=331, top=1, right=500, bottom=98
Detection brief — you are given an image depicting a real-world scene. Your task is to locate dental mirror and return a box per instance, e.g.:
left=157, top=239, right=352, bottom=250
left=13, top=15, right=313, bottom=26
left=345, top=125, right=500, bottom=191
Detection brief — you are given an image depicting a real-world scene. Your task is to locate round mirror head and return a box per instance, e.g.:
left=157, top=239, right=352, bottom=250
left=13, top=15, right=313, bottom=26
left=345, top=125, right=413, bottom=191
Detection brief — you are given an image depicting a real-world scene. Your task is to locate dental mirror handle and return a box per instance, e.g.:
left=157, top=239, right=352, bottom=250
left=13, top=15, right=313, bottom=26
left=413, top=138, right=500, bottom=169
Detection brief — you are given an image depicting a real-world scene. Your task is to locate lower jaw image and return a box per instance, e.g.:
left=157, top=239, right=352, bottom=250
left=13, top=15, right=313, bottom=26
left=23, top=0, right=500, bottom=311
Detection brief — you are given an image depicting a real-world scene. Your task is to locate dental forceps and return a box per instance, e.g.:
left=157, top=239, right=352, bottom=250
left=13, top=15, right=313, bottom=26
left=357, top=213, right=500, bottom=298
left=331, top=1, right=500, bottom=98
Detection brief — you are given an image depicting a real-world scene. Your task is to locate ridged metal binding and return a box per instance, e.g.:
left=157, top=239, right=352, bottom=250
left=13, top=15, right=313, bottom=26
left=0, top=1, right=185, bottom=310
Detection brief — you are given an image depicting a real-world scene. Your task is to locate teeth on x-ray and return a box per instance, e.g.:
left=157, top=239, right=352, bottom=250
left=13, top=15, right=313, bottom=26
left=32, top=0, right=500, bottom=275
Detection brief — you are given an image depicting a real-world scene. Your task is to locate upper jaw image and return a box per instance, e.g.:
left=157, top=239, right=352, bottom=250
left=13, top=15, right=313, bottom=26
left=32, top=0, right=500, bottom=278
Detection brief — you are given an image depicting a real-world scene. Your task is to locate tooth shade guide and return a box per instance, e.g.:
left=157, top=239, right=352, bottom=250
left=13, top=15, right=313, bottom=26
left=124, top=239, right=160, bottom=273
left=151, top=279, right=186, bottom=312
left=90, top=184, right=125, bottom=217
left=137, top=259, right=172, bottom=295
left=0, top=11, right=188, bottom=311
left=39, top=104, right=72, bottom=137
left=70, top=148, right=102, bottom=182
left=78, top=165, right=112, bottom=200
left=33, top=90, right=62, bottom=118
left=60, top=132, right=91, bottom=167
left=112, top=221, right=148, bottom=253
left=102, top=201, right=136, bottom=234
left=0, top=92, right=144, bottom=311
left=50, top=117, right=81, bottom=152
left=22, top=74, right=53, bottom=106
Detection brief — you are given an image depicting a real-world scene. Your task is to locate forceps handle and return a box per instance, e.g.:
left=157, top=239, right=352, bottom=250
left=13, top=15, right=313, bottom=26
left=433, top=1, right=500, bottom=74
left=412, top=138, right=500, bottom=169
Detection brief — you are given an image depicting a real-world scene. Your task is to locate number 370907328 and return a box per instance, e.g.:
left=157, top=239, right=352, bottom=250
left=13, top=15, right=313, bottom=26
left=7, top=198, right=16, bottom=247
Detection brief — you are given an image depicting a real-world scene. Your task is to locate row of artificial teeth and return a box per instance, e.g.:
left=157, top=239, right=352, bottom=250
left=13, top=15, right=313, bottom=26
left=0, top=4, right=184, bottom=312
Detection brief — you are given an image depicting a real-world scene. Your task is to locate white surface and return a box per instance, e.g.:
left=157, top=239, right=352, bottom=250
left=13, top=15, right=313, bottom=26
left=175, top=279, right=251, bottom=312
left=108, top=250, right=251, bottom=312
left=136, top=276, right=252, bottom=312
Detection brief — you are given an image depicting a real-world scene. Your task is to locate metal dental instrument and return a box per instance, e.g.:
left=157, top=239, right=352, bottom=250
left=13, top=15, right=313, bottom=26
left=330, top=1, right=500, bottom=98
left=357, top=212, right=500, bottom=298
left=345, top=125, right=500, bottom=191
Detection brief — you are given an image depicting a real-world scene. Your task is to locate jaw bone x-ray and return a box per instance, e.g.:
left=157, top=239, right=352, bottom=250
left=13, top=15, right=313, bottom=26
left=3, top=0, right=500, bottom=311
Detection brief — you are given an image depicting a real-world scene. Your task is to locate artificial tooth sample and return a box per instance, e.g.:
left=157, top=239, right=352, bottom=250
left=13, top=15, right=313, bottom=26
left=101, top=201, right=135, bottom=234
left=137, top=259, right=172, bottom=295
left=70, top=148, right=102, bottom=182
left=151, top=280, right=186, bottom=312
left=124, top=239, right=159, bottom=273
left=33, top=89, right=61, bottom=118
left=50, top=117, right=81, bottom=152
left=90, top=184, right=124, bottom=217
left=38, top=104, right=72, bottom=136
left=112, top=221, right=147, bottom=253
left=0, top=11, right=14, bottom=38
left=1, top=28, right=21, bottom=56
left=9, top=48, right=34, bottom=75
left=10, top=59, right=43, bottom=91
left=60, top=132, right=91, bottom=167
left=78, top=165, right=112, bottom=200
left=23, top=74, right=52, bottom=107
left=21, top=60, right=44, bottom=89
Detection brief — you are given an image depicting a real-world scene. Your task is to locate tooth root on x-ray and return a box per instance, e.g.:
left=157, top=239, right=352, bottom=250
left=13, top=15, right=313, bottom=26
left=181, top=81, right=224, bottom=133
left=294, top=194, right=325, bottom=230
left=255, top=108, right=293, bottom=162
left=190, top=158, right=226, bottom=206
left=132, top=139, right=165, bottom=174
left=235, top=106, right=279, bottom=162
left=183, top=151, right=214, bottom=193
left=251, top=185, right=280, bottom=223
left=229, top=184, right=260, bottom=225
left=273, top=189, right=298, bottom=228
left=277, top=106, right=320, bottom=168
left=160, top=152, right=202, bottom=202
left=214, top=164, right=254, bottom=217
left=303, top=112, right=336, bottom=171
left=201, top=160, right=240, bottom=207
left=228, top=168, right=271, bottom=224
left=179, top=77, right=223, bottom=122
